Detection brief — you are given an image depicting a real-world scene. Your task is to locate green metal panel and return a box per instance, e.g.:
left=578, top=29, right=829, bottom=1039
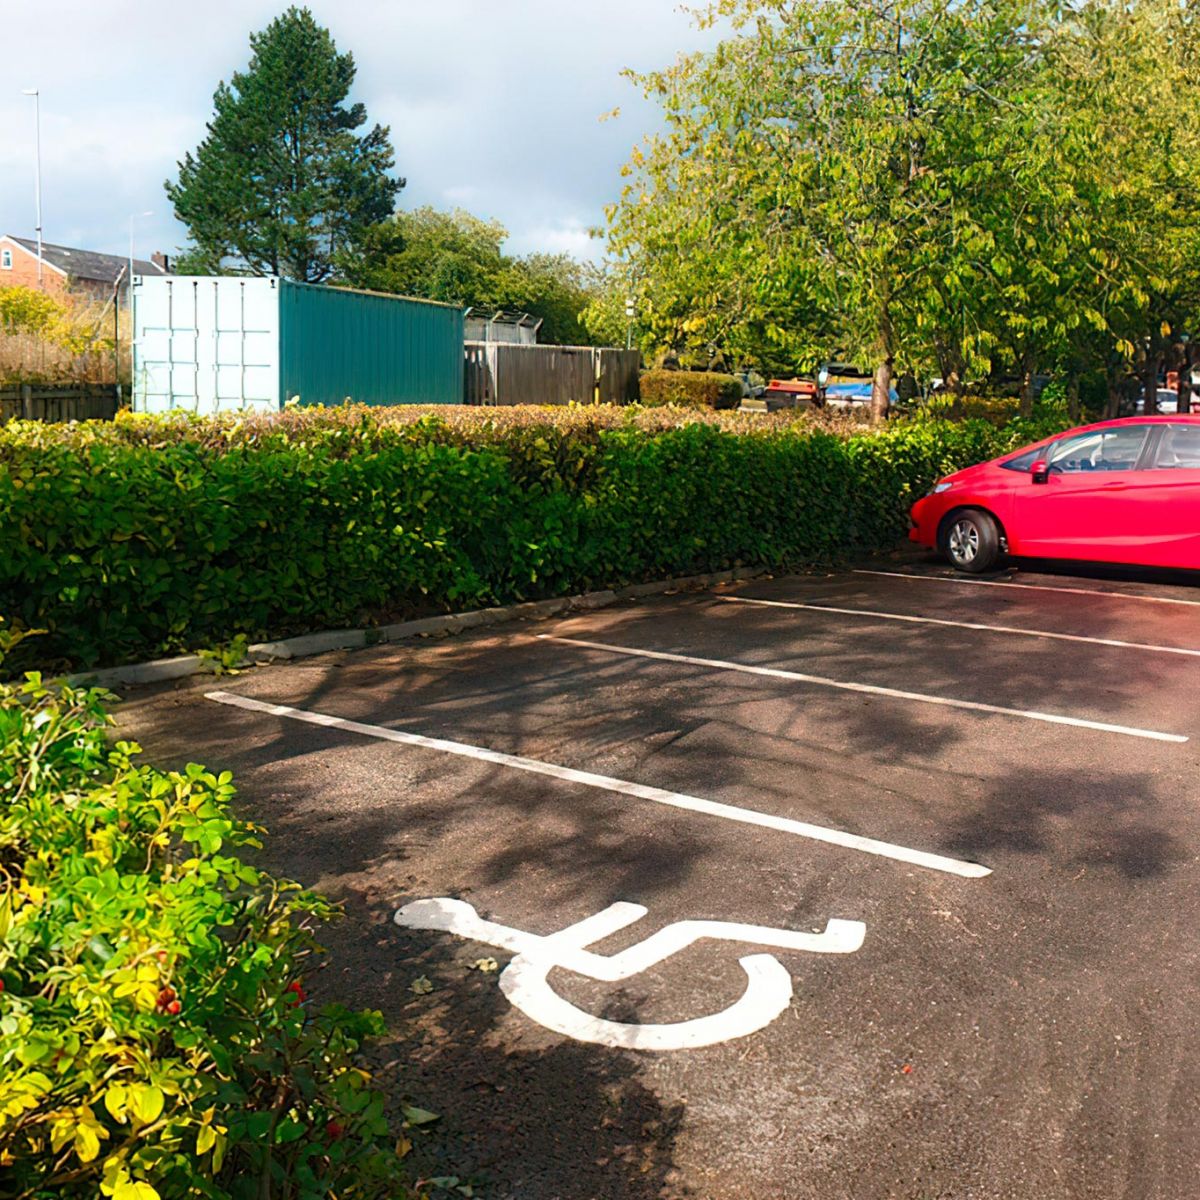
left=278, top=280, right=464, bottom=407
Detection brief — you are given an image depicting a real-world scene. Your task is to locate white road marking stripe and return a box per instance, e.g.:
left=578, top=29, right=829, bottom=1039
left=855, top=569, right=1200, bottom=608
left=205, top=690, right=992, bottom=878
left=719, top=595, right=1200, bottom=658
left=538, top=635, right=1188, bottom=744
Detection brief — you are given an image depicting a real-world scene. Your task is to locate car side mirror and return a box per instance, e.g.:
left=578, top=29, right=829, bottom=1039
left=1031, top=460, right=1050, bottom=484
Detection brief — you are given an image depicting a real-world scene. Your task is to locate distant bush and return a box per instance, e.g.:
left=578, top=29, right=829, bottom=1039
left=0, top=624, right=422, bottom=1198
left=639, top=369, right=744, bottom=409
left=0, top=404, right=1069, bottom=672
left=0, top=285, right=122, bottom=386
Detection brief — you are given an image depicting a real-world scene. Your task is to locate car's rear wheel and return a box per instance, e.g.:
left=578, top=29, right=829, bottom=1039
left=940, top=508, right=1001, bottom=573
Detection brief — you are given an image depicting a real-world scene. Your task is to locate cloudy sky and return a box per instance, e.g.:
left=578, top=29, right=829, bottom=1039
left=0, top=1, right=722, bottom=267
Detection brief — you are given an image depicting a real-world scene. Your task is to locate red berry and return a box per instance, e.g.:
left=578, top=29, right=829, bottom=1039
left=166, top=1000, right=182, bottom=1016
left=326, top=1120, right=345, bottom=1140
left=0, top=978, right=5, bottom=993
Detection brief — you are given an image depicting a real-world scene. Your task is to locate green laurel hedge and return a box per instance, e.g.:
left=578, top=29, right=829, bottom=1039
left=0, top=625, right=423, bottom=1199
left=638, top=369, right=744, bottom=409
left=0, top=405, right=1067, bottom=672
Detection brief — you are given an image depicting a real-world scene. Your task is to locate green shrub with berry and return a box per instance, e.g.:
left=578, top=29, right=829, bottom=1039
left=0, top=623, right=423, bottom=1199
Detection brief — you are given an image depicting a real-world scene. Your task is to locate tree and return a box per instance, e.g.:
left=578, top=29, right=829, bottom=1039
left=339, top=207, right=604, bottom=344
left=605, top=0, right=1200, bottom=417
left=610, top=0, right=1055, bottom=419
left=166, top=7, right=403, bottom=282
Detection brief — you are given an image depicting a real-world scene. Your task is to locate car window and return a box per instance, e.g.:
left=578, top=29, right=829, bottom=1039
left=1000, top=446, right=1046, bottom=473
left=1152, top=424, right=1200, bottom=469
left=1047, top=427, right=1148, bottom=473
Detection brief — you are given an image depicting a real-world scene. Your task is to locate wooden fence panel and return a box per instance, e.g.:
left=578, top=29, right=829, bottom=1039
left=0, top=385, right=119, bottom=424
left=463, top=343, right=641, bottom=406
left=596, top=349, right=641, bottom=405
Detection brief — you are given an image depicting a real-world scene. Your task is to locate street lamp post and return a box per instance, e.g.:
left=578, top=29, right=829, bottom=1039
left=625, top=297, right=636, bottom=352
left=129, top=210, right=153, bottom=286
left=20, top=89, right=42, bottom=288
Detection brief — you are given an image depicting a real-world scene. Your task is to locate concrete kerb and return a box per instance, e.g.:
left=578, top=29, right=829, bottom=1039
left=67, top=568, right=767, bottom=691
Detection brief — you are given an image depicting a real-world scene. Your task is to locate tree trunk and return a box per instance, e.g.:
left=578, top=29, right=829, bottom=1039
left=1019, top=360, right=1035, bottom=420
left=1143, top=351, right=1160, bottom=410
left=870, top=358, right=892, bottom=422
left=1178, top=345, right=1193, bottom=414
left=1067, top=373, right=1081, bottom=424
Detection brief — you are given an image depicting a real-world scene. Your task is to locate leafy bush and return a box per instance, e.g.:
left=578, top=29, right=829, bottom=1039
left=0, top=625, right=422, bottom=1198
left=0, top=405, right=1069, bottom=672
left=0, top=286, right=119, bottom=386
left=638, top=369, right=744, bottom=409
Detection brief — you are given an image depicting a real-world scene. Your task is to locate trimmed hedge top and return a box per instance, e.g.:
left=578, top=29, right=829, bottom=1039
left=0, top=405, right=1068, bottom=672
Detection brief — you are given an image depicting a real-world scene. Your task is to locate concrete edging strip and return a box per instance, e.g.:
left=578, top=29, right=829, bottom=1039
left=66, top=567, right=765, bottom=691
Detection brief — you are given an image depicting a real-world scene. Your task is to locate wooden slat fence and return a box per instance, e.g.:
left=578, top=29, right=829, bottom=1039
left=0, top=384, right=120, bottom=424
left=464, top=343, right=640, bottom=406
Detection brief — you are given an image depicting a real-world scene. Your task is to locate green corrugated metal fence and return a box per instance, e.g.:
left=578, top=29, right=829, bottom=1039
left=279, top=281, right=464, bottom=407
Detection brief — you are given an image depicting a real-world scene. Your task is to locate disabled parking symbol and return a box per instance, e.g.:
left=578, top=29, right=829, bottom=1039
left=395, top=898, right=866, bottom=1051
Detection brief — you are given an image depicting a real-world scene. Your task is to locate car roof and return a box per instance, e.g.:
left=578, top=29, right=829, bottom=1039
left=1059, top=414, right=1200, bottom=436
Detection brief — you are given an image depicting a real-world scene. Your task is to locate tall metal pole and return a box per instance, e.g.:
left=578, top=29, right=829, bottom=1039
left=20, top=89, right=42, bottom=287
left=128, top=211, right=152, bottom=285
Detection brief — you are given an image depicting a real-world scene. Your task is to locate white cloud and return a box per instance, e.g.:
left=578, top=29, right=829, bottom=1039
left=0, top=0, right=722, bottom=265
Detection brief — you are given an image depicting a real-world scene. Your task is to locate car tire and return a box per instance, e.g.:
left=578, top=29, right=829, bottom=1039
left=939, top=508, right=1001, bottom=573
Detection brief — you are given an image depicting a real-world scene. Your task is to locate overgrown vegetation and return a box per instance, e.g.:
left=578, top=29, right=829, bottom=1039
left=0, top=404, right=1067, bottom=672
left=0, top=624, right=425, bottom=1198
left=0, top=287, right=122, bottom=387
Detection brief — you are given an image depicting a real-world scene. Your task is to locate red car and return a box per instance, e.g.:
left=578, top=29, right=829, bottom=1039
left=909, top=416, right=1200, bottom=573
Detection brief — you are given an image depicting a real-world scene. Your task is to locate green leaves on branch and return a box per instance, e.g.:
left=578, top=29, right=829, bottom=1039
left=0, top=642, right=424, bottom=1197
left=604, top=0, right=1200, bottom=406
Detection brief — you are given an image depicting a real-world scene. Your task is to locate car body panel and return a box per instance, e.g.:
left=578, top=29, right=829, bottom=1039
left=909, top=416, right=1200, bottom=571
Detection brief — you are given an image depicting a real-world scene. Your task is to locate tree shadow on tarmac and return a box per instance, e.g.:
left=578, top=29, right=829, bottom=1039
left=942, top=765, right=1187, bottom=880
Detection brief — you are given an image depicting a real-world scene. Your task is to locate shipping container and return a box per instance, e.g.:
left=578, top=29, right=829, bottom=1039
left=132, top=276, right=464, bottom=414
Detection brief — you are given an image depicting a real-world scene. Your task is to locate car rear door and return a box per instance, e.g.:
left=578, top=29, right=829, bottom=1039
left=1008, top=424, right=1157, bottom=563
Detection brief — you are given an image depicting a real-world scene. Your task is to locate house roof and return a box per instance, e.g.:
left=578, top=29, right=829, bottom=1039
left=3, top=236, right=167, bottom=284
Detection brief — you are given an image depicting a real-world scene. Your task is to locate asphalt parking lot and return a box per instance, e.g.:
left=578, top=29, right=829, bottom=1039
left=116, top=557, right=1200, bottom=1200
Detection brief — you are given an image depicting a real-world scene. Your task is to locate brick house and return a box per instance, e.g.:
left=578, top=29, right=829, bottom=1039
left=0, top=235, right=169, bottom=300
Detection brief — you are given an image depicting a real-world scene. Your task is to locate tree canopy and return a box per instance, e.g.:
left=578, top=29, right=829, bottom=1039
left=166, top=6, right=403, bottom=282
left=339, top=207, right=603, bottom=345
left=604, top=0, right=1200, bottom=416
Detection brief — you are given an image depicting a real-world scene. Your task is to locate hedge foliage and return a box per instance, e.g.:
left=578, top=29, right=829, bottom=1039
left=0, top=404, right=1069, bottom=672
left=0, top=625, right=425, bottom=1199
left=638, top=369, right=744, bottom=409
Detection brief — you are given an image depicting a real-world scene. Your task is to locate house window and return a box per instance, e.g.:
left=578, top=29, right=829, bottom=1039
left=1, top=249, right=11, bottom=270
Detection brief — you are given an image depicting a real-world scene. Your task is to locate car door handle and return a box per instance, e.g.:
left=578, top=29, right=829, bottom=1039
left=1102, top=481, right=1129, bottom=490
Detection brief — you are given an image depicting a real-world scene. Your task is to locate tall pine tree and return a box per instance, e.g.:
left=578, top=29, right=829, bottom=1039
left=167, top=7, right=402, bottom=282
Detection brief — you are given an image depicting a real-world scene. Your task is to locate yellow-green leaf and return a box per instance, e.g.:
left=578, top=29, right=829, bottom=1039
left=127, top=1084, right=164, bottom=1125
left=114, top=1182, right=161, bottom=1200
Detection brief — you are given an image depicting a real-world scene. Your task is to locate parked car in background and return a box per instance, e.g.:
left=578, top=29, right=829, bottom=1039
left=909, top=416, right=1200, bottom=572
left=1120, top=388, right=1190, bottom=416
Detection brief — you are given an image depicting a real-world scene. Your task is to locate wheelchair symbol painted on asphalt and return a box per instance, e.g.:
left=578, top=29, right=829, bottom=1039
left=394, top=898, right=866, bottom=1051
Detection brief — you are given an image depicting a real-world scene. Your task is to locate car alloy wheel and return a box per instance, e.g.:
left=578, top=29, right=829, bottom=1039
left=948, top=518, right=980, bottom=567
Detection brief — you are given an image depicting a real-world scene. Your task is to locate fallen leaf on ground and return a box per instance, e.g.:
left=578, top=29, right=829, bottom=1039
left=469, top=958, right=499, bottom=973
left=410, top=976, right=434, bottom=995
left=402, top=1105, right=440, bottom=1127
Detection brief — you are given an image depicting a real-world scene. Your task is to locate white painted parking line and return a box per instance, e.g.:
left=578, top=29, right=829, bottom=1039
left=719, top=595, right=1200, bottom=658
left=855, top=569, right=1200, bottom=608
left=538, top=635, right=1189, bottom=744
left=205, top=690, right=993, bottom=877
